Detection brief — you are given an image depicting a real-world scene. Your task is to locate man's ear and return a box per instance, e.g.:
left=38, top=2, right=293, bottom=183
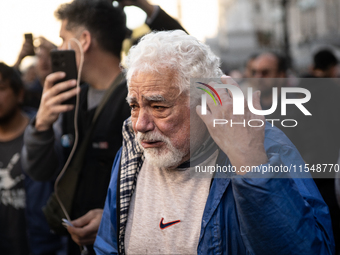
left=79, top=30, right=92, bottom=53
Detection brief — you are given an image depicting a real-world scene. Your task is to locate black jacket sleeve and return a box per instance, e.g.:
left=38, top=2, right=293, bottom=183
left=148, top=7, right=187, bottom=33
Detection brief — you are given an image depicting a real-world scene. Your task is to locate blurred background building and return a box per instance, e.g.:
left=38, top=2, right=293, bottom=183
left=147, top=0, right=340, bottom=73
left=204, top=0, right=340, bottom=72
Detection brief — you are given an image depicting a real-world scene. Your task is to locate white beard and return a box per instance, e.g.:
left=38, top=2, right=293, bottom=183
left=136, top=131, right=187, bottom=169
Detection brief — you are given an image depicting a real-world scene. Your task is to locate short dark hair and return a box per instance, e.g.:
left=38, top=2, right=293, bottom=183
left=55, top=0, right=127, bottom=58
left=313, top=49, right=338, bottom=71
left=255, top=51, right=288, bottom=74
left=268, top=51, right=287, bottom=74
left=247, top=53, right=259, bottom=62
left=244, top=53, right=259, bottom=67
left=0, top=62, right=23, bottom=95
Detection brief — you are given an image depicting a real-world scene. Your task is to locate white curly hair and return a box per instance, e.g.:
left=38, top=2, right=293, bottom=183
left=124, top=30, right=223, bottom=96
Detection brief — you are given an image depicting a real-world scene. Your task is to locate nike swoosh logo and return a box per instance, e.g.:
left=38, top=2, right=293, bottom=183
left=159, top=217, right=181, bottom=230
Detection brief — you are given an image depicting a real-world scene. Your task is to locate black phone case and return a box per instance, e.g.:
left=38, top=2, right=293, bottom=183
left=24, top=33, right=33, bottom=40
left=24, top=33, right=35, bottom=56
left=50, top=50, right=78, bottom=105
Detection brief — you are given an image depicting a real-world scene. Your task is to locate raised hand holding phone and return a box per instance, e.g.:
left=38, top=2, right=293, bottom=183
left=50, top=50, right=78, bottom=105
left=35, top=71, right=79, bottom=131
left=24, top=33, right=35, bottom=56
left=14, top=33, right=36, bottom=69
left=35, top=49, right=79, bottom=131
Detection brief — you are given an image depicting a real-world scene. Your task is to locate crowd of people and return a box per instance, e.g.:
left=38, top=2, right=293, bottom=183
left=1, top=0, right=340, bottom=254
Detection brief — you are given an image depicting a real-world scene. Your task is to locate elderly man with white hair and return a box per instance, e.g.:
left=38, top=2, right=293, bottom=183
left=94, top=30, right=334, bottom=255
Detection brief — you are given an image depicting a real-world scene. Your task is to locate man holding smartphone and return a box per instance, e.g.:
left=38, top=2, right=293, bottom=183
left=21, top=0, right=185, bottom=254
left=21, top=1, right=128, bottom=254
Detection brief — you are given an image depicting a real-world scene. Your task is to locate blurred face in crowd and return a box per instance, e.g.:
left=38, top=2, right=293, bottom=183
left=128, top=68, right=192, bottom=168
left=0, top=74, right=23, bottom=124
left=22, top=65, right=37, bottom=85
left=313, top=65, right=339, bottom=78
left=252, top=54, right=284, bottom=78
left=244, top=58, right=256, bottom=78
left=328, top=65, right=339, bottom=78
left=252, top=53, right=285, bottom=95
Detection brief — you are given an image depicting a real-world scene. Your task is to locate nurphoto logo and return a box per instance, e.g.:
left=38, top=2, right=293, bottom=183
left=196, top=81, right=312, bottom=128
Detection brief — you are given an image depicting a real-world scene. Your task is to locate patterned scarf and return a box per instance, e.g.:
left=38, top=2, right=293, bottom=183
left=118, top=117, right=144, bottom=254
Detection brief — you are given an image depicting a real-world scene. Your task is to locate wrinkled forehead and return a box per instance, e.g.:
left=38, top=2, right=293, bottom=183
left=127, top=68, right=183, bottom=100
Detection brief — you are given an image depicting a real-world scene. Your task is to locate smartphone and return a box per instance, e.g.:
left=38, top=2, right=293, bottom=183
left=50, top=49, right=78, bottom=105
left=24, top=33, right=35, bottom=56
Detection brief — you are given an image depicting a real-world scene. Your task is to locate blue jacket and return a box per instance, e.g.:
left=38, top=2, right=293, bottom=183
left=94, top=125, right=335, bottom=255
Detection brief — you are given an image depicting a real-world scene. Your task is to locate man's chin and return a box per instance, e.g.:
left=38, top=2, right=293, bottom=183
left=144, top=147, right=185, bottom=169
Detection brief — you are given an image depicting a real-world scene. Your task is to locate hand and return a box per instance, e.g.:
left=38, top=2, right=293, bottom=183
left=35, top=72, right=79, bottom=131
left=35, top=36, right=56, bottom=51
left=19, top=40, right=35, bottom=59
left=118, top=0, right=154, bottom=17
left=67, top=209, right=103, bottom=246
left=13, top=40, right=35, bottom=69
left=197, top=75, right=268, bottom=174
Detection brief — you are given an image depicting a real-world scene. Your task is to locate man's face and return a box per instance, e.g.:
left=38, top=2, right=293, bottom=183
left=313, top=65, right=339, bottom=78
left=252, top=54, right=282, bottom=79
left=128, top=69, right=191, bottom=168
left=0, top=74, right=22, bottom=124
left=59, top=20, right=82, bottom=68
left=59, top=20, right=75, bottom=50
left=252, top=54, right=284, bottom=95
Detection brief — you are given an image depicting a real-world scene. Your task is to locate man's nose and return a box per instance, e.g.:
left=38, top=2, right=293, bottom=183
left=135, top=109, right=154, bottom=133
